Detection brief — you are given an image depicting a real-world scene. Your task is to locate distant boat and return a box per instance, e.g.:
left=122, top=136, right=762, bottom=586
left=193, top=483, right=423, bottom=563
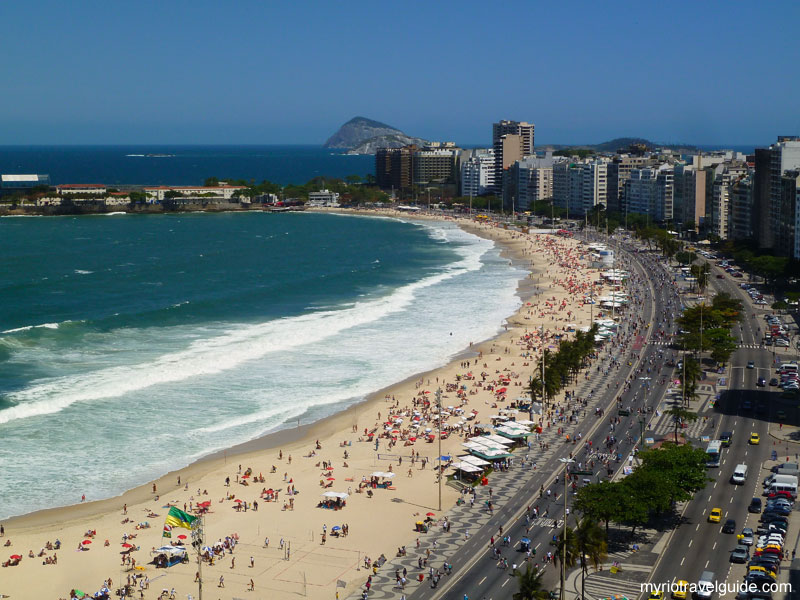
left=125, top=153, right=175, bottom=158
left=125, top=154, right=145, bottom=157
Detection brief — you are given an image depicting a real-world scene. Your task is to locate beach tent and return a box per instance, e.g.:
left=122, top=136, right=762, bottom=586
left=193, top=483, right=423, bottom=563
left=458, top=455, right=491, bottom=467
left=321, top=491, right=349, bottom=499
left=483, top=434, right=514, bottom=446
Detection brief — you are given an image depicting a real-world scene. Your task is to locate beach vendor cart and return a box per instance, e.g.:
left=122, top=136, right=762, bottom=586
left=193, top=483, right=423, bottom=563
left=415, top=521, right=428, bottom=533
left=519, top=537, right=532, bottom=552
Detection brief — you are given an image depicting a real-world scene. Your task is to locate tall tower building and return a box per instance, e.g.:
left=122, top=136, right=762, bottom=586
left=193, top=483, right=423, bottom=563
left=492, top=120, right=534, bottom=194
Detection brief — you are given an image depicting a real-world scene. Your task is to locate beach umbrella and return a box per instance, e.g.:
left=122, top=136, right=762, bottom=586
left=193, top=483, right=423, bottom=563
left=199, top=501, right=211, bottom=507
left=327, top=477, right=335, bottom=481
left=9, top=554, right=21, bottom=560
left=177, top=534, right=187, bottom=540
left=82, top=540, right=92, bottom=545
left=426, top=512, right=435, bottom=517
left=121, top=543, right=133, bottom=548
left=234, top=499, right=243, bottom=503
left=332, top=526, right=341, bottom=531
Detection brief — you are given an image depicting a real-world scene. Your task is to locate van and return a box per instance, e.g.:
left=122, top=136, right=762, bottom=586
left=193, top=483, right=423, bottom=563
left=696, top=571, right=715, bottom=599
left=731, top=464, right=748, bottom=485
left=768, top=482, right=797, bottom=498
left=776, top=465, right=800, bottom=477
left=771, top=462, right=799, bottom=473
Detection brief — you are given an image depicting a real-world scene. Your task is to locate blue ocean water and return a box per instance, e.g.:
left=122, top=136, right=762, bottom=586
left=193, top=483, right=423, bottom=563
left=0, top=212, right=524, bottom=519
left=0, top=145, right=374, bottom=186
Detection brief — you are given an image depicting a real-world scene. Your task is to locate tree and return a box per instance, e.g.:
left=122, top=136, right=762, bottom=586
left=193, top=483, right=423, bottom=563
left=345, top=174, right=362, bottom=184
left=664, top=406, right=699, bottom=444
left=513, top=564, right=550, bottom=600
left=772, top=301, right=789, bottom=312
left=706, top=328, right=738, bottom=365
left=681, top=355, right=703, bottom=406
left=616, top=476, right=654, bottom=536
left=637, top=443, right=709, bottom=503
left=574, top=481, right=625, bottom=537
left=675, top=251, right=697, bottom=266
left=204, top=177, right=220, bottom=187
left=690, top=261, right=711, bottom=294
left=574, top=518, right=607, bottom=600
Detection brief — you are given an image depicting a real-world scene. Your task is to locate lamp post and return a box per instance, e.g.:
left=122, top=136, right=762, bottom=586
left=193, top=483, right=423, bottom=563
left=558, top=457, right=574, bottom=600
left=436, top=387, right=443, bottom=512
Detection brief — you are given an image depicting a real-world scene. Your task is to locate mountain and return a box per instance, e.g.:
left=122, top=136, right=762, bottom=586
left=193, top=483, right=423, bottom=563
left=541, top=137, right=698, bottom=153
left=323, top=116, right=427, bottom=154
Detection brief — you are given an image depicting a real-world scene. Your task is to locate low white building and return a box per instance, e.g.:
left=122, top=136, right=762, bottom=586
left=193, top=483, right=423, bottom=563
left=307, top=189, right=340, bottom=207
left=143, top=185, right=247, bottom=202
left=56, top=184, right=107, bottom=195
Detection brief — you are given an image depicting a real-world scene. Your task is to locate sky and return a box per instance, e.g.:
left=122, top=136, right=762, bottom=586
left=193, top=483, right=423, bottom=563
left=1, top=1, right=798, bottom=147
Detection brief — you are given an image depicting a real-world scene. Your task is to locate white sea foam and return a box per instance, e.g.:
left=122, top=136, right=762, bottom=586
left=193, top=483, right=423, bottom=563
left=0, top=231, right=488, bottom=425
left=1, top=322, right=61, bottom=334
left=74, top=269, right=93, bottom=275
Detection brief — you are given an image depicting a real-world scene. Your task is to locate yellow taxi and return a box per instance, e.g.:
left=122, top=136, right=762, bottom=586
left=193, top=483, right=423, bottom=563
left=749, top=433, right=760, bottom=445
left=648, top=592, right=664, bottom=600
left=672, top=580, right=689, bottom=599
left=708, top=508, right=722, bottom=523
left=749, top=565, right=777, bottom=579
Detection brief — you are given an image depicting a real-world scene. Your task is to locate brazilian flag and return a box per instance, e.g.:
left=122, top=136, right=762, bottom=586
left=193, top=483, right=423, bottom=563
left=164, top=506, right=197, bottom=530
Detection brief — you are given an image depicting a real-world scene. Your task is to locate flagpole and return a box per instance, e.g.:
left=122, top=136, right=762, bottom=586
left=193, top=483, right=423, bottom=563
left=196, top=515, right=204, bottom=600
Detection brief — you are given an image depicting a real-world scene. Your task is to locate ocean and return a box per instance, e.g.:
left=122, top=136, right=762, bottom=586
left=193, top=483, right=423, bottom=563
left=0, top=212, right=525, bottom=519
left=0, top=145, right=374, bottom=186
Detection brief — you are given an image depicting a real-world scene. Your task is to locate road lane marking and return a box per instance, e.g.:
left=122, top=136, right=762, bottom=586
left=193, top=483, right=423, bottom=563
left=713, top=541, right=717, bottom=549
left=706, top=560, right=710, bottom=568
left=696, top=524, right=700, bottom=530
left=501, top=579, right=509, bottom=588
left=681, top=557, right=685, bottom=565
left=479, top=577, right=486, bottom=585
left=689, top=539, right=693, bottom=547
left=714, top=482, right=718, bottom=488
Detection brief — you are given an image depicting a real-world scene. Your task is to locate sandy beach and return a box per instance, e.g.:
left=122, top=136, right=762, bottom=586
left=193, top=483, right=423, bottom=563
left=0, top=212, right=612, bottom=600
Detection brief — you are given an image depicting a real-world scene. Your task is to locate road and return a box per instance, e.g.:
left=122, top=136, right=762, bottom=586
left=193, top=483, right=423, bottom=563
left=405, top=235, right=682, bottom=600
left=643, top=259, right=781, bottom=596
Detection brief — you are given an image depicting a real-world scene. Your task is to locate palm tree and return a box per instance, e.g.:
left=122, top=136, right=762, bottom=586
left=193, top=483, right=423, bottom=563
left=681, top=356, right=702, bottom=407
left=574, top=518, right=608, bottom=600
left=665, top=406, right=699, bottom=444
left=690, top=262, right=711, bottom=294
left=513, top=564, right=550, bottom=600
left=553, top=526, right=579, bottom=599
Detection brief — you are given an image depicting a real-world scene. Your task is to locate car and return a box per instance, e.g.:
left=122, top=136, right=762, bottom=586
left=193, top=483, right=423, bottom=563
left=723, top=518, right=737, bottom=533
left=748, top=361, right=756, bottom=369
left=720, top=431, right=733, bottom=446
left=750, top=433, right=760, bottom=445
left=648, top=592, right=664, bottom=600
left=709, top=507, right=723, bottom=523
left=770, top=378, right=779, bottom=386
left=740, top=528, right=755, bottom=545
left=731, top=546, right=749, bottom=563
left=776, top=339, right=790, bottom=347
left=672, top=580, right=688, bottom=600
left=757, top=377, right=766, bottom=387
left=749, top=497, right=763, bottom=513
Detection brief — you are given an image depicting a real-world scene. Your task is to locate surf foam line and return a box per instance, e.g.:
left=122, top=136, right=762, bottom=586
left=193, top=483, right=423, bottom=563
left=0, top=232, right=490, bottom=426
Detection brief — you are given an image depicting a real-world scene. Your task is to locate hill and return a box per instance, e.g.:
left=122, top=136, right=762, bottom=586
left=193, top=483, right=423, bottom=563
left=323, top=117, right=427, bottom=154
left=542, top=137, right=698, bottom=154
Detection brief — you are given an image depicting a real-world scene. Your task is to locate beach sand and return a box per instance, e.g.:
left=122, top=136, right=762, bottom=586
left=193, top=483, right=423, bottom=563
left=0, top=212, right=610, bottom=600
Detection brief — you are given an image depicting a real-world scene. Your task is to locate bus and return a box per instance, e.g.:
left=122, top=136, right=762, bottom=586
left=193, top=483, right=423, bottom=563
left=706, top=440, right=722, bottom=468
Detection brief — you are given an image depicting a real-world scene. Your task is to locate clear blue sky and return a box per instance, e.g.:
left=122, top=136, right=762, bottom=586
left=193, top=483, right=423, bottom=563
left=1, top=1, right=798, bottom=146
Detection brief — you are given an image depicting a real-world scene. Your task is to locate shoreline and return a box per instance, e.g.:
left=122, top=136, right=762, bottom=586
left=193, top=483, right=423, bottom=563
left=2, top=211, right=529, bottom=531
left=1, top=210, right=599, bottom=600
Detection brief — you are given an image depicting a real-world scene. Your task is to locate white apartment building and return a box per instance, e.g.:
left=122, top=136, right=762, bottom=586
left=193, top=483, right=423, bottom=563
left=143, top=185, right=247, bottom=202
left=460, top=149, right=495, bottom=197
left=624, top=164, right=674, bottom=222
left=710, top=161, right=748, bottom=240
left=552, top=159, right=609, bottom=216
left=307, top=189, right=340, bottom=207
left=56, top=184, right=107, bottom=195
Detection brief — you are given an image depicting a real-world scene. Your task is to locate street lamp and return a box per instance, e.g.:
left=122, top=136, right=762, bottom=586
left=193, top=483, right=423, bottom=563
left=558, top=457, right=575, bottom=600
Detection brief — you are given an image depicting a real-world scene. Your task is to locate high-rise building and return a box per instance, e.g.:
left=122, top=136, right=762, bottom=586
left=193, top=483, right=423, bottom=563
left=412, top=147, right=458, bottom=186
left=730, top=174, right=754, bottom=241
left=607, top=155, right=657, bottom=214
left=778, top=170, right=800, bottom=259
left=623, top=164, right=674, bottom=223
left=552, top=159, right=608, bottom=216
left=492, top=120, right=535, bottom=194
left=375, top=146, right=416, bottom=193
left=460, top=149, right=495, bottom=197
left=673, top=164, right=707, bottom=232
left=753, top=148, right=773, bottom=248
left=709, top=161, right=749, bottom=240
left=769, top=138, right=800, bottom=251
left=503, top=153, right=557, bottom=211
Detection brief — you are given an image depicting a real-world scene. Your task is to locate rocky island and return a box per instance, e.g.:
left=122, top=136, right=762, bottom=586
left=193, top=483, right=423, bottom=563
left=323, top=116, right=427, bottom=155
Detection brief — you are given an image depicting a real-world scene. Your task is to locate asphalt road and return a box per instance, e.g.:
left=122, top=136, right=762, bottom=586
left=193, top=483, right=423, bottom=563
left=644, top=260, right=781, bottom=597
left=406, top=236, right=682, bottom=600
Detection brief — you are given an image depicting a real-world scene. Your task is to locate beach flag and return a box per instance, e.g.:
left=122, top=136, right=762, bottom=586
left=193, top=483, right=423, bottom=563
left=164, top=506, right=197, bottom=530
left=162, top=525, right=172, bottom=539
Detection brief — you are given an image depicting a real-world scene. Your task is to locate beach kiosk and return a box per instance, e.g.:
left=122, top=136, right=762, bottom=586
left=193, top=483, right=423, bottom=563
left=151, top=545, right=188, bottom=568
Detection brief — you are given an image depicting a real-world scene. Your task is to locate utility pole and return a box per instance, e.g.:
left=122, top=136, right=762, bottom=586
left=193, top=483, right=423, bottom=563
left=192, top=516, right=205, bottom=600
left=436, top=387, right=443, bottom=512
left=559, top=457, right=574, bottom=600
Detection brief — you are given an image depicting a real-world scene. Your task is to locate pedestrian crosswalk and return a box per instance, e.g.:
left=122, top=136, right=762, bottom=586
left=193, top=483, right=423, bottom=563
left=647, top=340, right=763, bottom=350
left=575, top=571, right=647, bottom=600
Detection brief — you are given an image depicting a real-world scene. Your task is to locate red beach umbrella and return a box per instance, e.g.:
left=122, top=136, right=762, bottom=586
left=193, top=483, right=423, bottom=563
left=234, top=499, right=243, bottom=503
left=82, top=540, right=92, bottom=545
left=177, top=534, right=187, bottom=540
left=9, top=554, right=21, bottom=560
left=426, top=512, right=435, bottom=517
left=121, top=543, right=133, bottom=548
left=326, top=477, right=335, bottom=481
